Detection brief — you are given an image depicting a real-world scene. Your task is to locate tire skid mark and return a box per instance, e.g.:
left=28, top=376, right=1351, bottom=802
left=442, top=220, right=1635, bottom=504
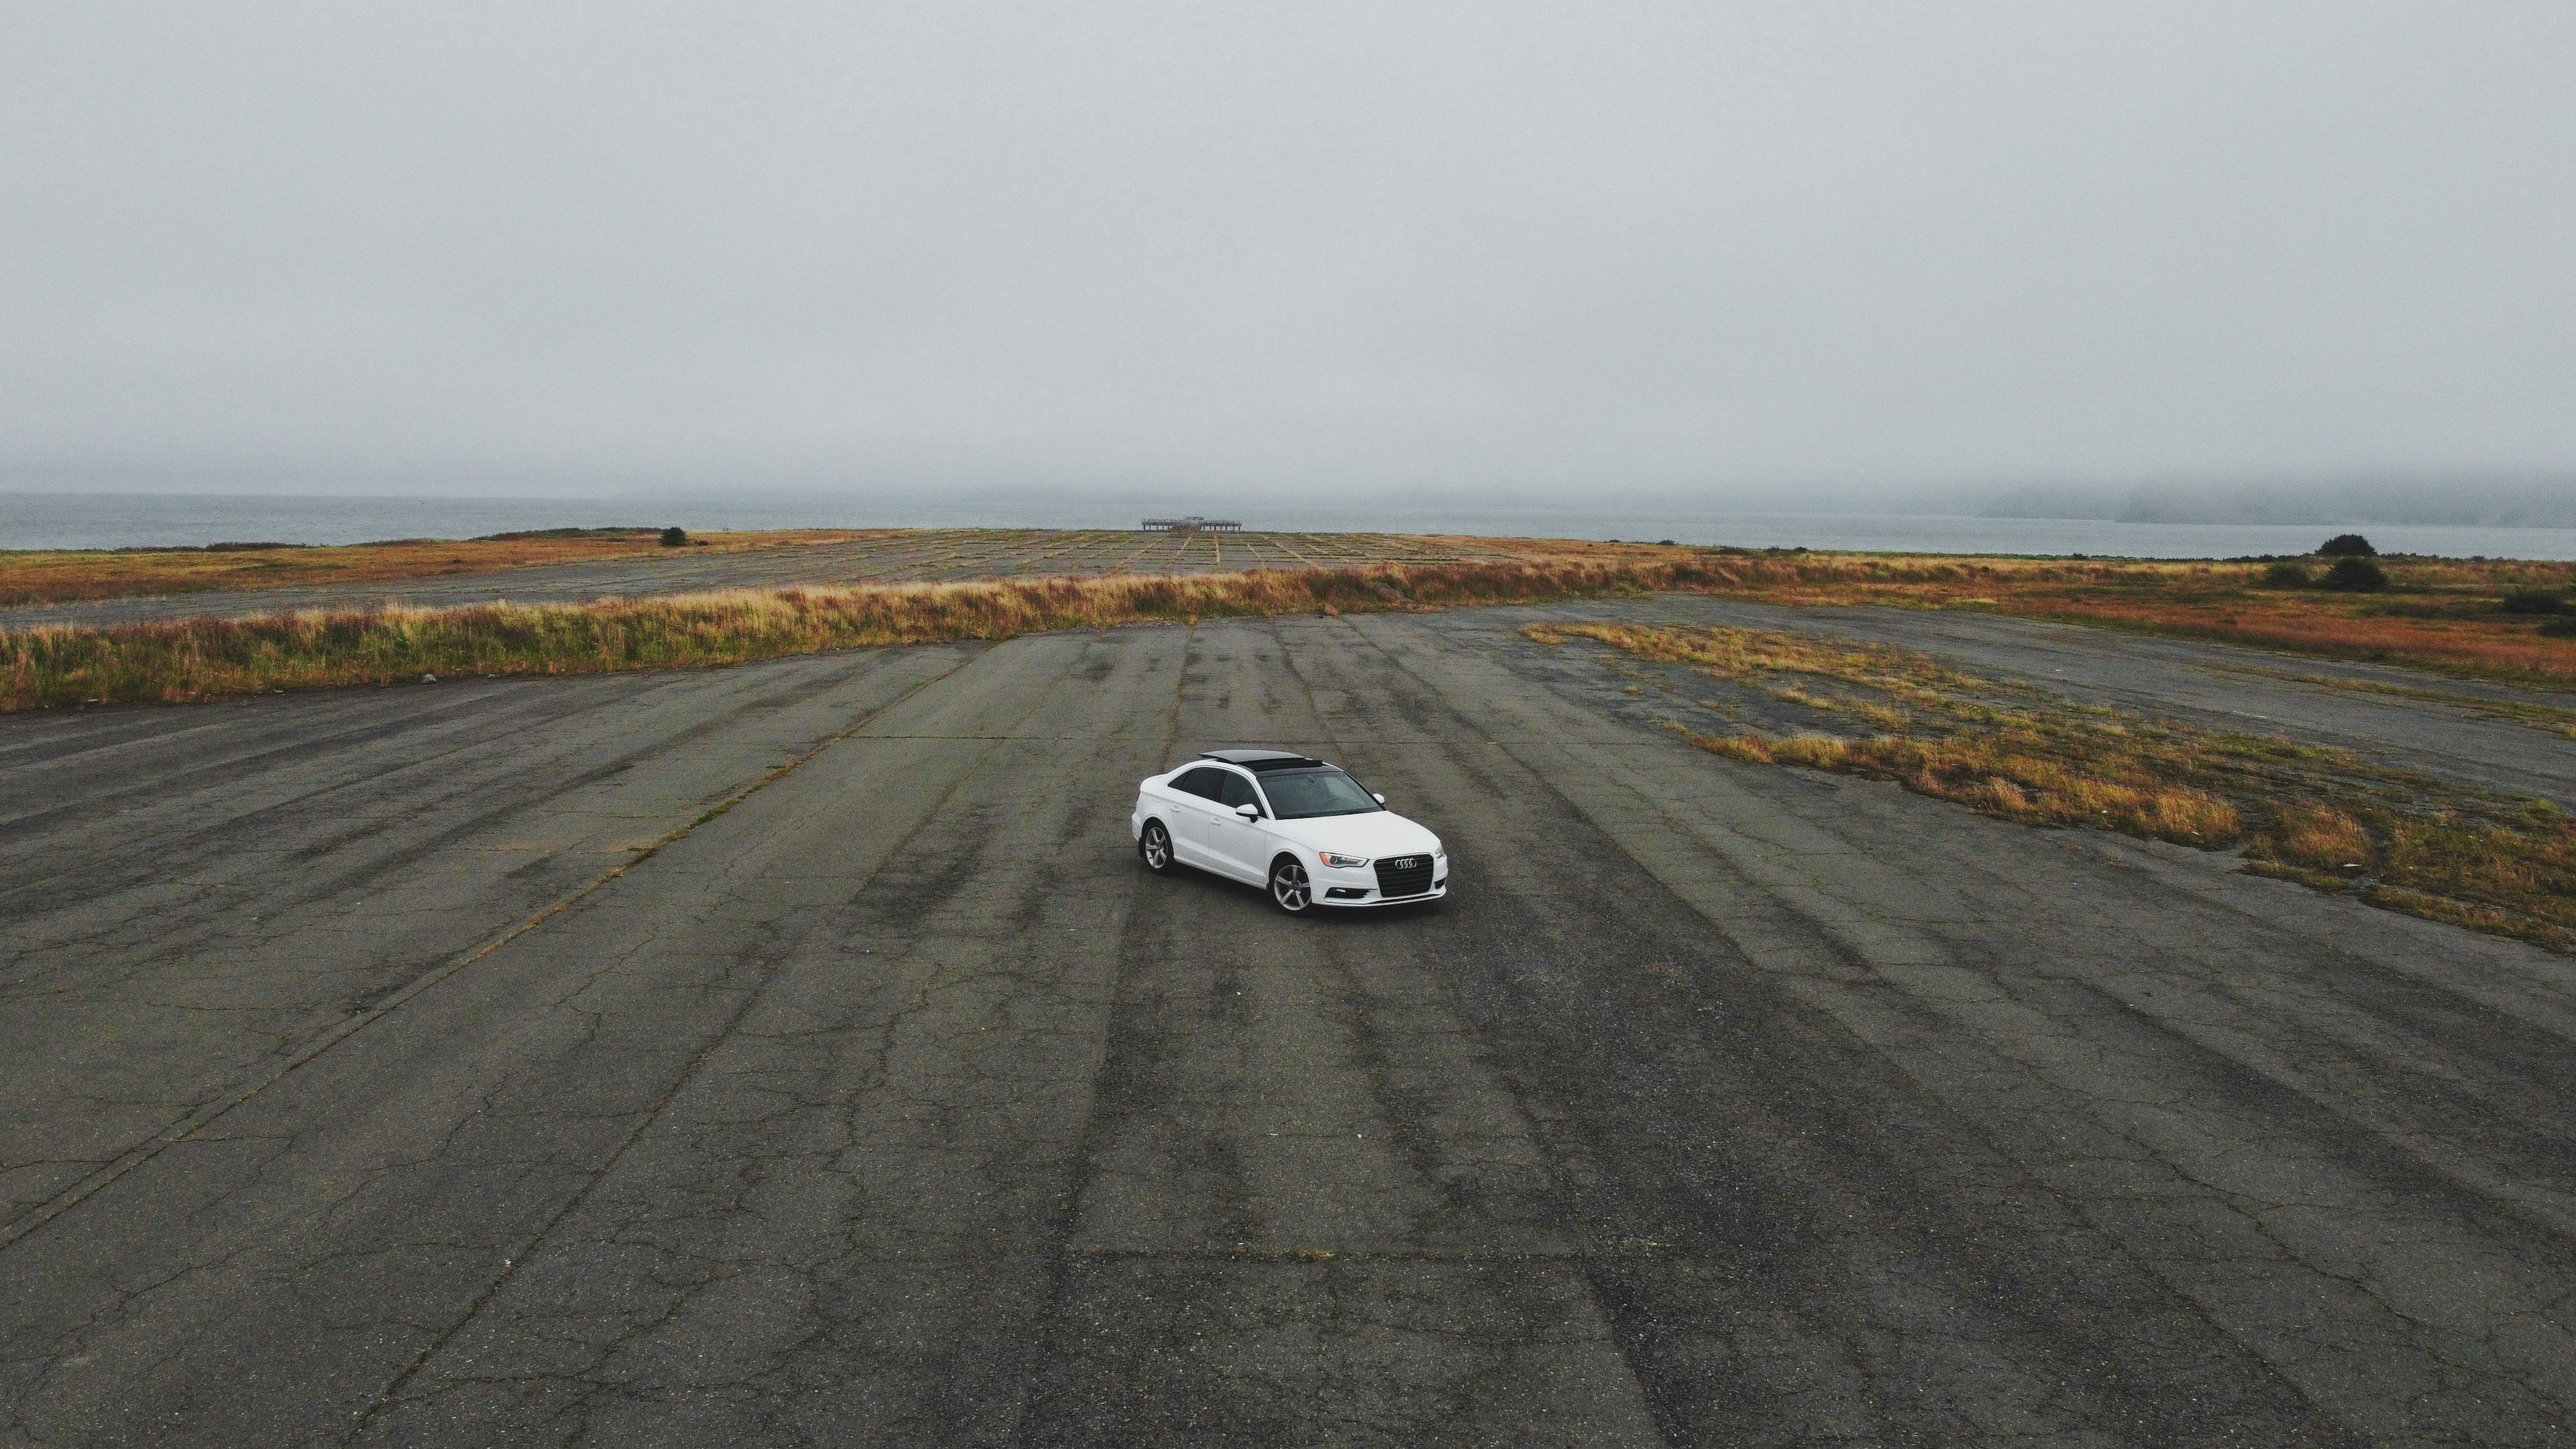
left=0, top=661, right=875, bottom=913
left=1315, top=612, right=2355, bottom=1445
left=1261, top=613, right=1676, bottom=1416
left=1005, top=623, right=1192, bottom=1443
left=1365, top=611, right=2576, bottom=1442
left=0, top=650, right=981, bottom=1259
left=350, top=629, right=1148, bottom=1442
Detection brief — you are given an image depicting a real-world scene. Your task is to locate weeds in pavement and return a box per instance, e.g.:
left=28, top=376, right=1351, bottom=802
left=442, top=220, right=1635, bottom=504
left=1527, top=620, right=2576, bottom=953
left=2205, top=665, right=2576, bottom=742
left=1473, top=542, right=2576, bottom=688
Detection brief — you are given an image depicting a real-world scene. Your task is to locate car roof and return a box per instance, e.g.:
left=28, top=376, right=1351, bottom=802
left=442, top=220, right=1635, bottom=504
left=1198, top=748, right=1323, bottom=771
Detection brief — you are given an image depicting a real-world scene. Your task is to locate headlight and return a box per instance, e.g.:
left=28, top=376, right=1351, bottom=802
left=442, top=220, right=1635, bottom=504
left=1320, top=851, right=1370, bottom=869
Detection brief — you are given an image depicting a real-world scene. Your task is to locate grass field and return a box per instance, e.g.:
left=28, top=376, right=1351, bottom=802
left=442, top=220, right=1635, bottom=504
left=6, top=535, right=2573, bottom=714
left=0, top=528, right=871, bottom=607
left=1528, top=618, right=2576, bottom=954
left=15, top=530, right=2575, bottom=685
left=0, top=528, right=1508, bottom=610
left=1, top=558, right=1721, bottom=711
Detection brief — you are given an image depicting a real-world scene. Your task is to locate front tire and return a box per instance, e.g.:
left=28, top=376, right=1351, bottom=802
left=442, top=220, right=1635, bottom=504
left=1139, top=820, right=1177, bottom=875
left=1269, top=855, right=1314, bottom=914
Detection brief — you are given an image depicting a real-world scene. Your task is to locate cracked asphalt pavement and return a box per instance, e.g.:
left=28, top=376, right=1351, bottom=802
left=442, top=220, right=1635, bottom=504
left=3, top=602, right=2572, bottom=1446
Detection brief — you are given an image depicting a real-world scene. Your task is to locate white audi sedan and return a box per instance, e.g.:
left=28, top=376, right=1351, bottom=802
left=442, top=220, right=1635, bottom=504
left=1132, top=749, right=1448, bottom=913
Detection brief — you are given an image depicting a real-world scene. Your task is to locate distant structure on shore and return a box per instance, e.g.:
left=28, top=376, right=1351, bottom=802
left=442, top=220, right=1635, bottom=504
left=1141, top=516, right=1242, bottom=532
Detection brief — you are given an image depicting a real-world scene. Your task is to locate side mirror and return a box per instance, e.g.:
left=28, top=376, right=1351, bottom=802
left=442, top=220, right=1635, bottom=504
left=1373, top=793, right=1387, bottom=804
left=1235, top=804, right=1261, bottom=821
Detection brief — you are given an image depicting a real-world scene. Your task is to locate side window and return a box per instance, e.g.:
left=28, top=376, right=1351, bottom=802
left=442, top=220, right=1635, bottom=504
left=1217, top=772, right=1260, bottom=811
left=1171, top=767, right=1225, bottom=800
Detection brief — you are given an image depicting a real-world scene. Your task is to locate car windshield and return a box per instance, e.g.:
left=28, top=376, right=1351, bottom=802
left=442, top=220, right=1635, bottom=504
left=1258, top=767, right=1381, bottom=820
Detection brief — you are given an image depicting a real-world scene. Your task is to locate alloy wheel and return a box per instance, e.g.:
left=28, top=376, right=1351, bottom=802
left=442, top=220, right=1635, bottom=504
left=1271, top=858, right=1312, bottom=913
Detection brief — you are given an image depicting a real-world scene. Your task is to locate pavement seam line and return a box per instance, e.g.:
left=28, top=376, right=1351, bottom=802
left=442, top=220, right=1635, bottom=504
left=0, top=649, right=978, bottom=1258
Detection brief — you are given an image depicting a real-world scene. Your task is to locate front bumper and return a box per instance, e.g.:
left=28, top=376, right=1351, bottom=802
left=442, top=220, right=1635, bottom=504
left=1313, top=871, right=1448, bottom=907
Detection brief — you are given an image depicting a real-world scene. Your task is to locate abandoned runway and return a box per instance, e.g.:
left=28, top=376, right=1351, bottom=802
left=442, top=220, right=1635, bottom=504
left=4, top=601, right=2572, bottom=1446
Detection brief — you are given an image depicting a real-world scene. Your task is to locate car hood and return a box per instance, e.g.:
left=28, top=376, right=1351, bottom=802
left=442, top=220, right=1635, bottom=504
left=1267, top=810, right=1441, bottom=860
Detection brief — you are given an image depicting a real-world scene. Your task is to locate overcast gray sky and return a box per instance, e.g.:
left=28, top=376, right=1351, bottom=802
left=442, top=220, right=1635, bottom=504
left=4, top=2, right=2572, bottom=500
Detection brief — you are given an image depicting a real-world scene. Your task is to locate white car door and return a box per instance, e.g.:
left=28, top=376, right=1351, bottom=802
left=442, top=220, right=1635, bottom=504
left=1161, top=766, right=1231, bottom=867
left=1201, top=769, right=1273, bottom=882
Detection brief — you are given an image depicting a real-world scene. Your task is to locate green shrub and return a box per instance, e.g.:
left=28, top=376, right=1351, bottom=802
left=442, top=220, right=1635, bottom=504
left=2541, top=617, right=2576, bottom=639
left=2322, top=556, right=2389, bottom=592
left=2262, top=562, right=2311, bottom=588
left=2318, top=533, right=2376, bottom=557
left=2500, top=589, right=2568, bottom=615
left=659, top=527, right=688, bottom=547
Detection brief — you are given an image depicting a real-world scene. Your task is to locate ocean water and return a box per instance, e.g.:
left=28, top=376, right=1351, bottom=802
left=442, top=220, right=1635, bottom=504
left=6, top=491, right=2576, bottom=560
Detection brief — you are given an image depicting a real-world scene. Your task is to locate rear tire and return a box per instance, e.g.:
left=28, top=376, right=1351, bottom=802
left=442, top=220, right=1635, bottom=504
left=1270, top=855, right=1314, bottom=914
left=1139, top=820, right=1177, bottom=875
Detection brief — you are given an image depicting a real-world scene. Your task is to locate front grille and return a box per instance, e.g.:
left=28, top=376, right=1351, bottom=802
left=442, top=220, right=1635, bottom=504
left=1374, top=855, right=1435, bottom=898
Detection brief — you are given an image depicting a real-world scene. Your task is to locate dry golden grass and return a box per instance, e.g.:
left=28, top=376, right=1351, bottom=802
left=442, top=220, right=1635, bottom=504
left=1700, top=730, right=2242, bottom=845
left=0, top=529, right=875, bottom=607
left=2378, top=808, right=2576, bottom=946
left=17, top=526, right=2573, bottom=687
left=1528, top=619, right=2576, bottom=954
left=2239, top=804, right=2376, bottom=889
left=2251, top=805, right=2374, bottom=871
left=3, top=558, right=1703, bottom=711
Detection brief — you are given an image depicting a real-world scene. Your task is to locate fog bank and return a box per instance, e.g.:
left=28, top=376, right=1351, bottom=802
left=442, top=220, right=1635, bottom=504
left=5, top=4, right=2573, bottom=498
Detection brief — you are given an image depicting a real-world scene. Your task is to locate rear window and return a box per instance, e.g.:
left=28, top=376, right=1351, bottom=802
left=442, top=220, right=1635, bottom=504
left=1258, top=767, right=1382, bottom=820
